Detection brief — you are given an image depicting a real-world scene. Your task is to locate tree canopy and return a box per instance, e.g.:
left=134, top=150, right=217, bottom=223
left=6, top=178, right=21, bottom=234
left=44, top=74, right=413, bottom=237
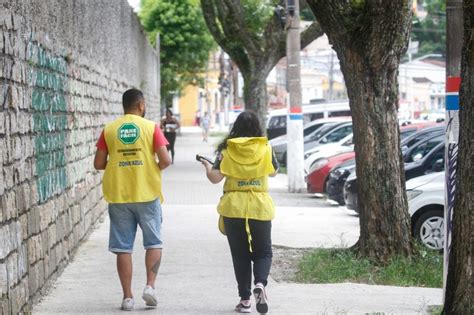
left=412, top=0, right=446, bottom=57
left=139, top=0, right=216, bottom=106
left=200, top=0, right=323, bottom=127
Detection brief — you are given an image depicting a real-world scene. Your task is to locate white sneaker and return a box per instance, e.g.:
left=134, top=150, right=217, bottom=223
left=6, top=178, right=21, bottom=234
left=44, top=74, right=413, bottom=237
left=235, top=300, right=252, bottom=313
left=121, top=298, right=134, bottom=311
left=253, top=283, right=268, bottom=314
left=142, top=285, right=158, bottom=307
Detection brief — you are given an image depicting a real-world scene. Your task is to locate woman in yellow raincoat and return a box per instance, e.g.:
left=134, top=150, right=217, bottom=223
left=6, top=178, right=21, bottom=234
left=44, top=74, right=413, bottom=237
left=200, top=111, right=278, bottom=314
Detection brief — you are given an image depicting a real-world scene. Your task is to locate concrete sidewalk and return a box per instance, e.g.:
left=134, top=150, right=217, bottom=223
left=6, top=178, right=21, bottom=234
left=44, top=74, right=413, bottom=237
left=33, top=133, right=442, bottom=314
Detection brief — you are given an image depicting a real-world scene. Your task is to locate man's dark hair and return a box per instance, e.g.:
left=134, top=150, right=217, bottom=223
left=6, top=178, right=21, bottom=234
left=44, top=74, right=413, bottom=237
left=122, top=88, right=144, bottom=111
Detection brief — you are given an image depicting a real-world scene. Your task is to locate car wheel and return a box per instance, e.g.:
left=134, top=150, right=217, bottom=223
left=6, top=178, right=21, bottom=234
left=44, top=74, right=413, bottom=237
left=322, top=177, right=330, bottom=194
left=413, top=209, right=444, bottom=250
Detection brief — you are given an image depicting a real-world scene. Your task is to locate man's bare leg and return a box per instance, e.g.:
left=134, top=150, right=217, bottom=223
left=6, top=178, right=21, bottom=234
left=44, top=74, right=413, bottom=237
left=145, top=249, right=162, bottom=288
left=117, top=253, right=133, bottom=298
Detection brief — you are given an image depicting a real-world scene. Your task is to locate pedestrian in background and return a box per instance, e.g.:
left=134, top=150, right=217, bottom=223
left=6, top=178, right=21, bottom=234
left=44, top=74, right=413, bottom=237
left=161, top=108, right=180, bottom=163
left=94, top=88, right=171, bottom=311
left=194, top=110, right=201, bottom=126
left=199, top=111, right=278, bottom=314
left=200, top=111, right=210, bottom=142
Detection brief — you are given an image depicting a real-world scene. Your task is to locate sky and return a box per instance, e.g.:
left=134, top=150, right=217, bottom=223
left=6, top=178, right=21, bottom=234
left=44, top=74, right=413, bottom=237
left=127, top=0, right=140, bottom=12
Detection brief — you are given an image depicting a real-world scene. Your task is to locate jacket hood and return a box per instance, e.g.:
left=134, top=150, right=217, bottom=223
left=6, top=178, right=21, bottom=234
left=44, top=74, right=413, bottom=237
left=221, top=137, right=275, bottom=179
left=226, top=137, right=268, bottom=164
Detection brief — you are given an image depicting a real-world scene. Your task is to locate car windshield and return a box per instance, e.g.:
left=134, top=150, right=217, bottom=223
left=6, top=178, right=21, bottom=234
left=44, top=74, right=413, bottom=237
left=268, top=116, right=286, bottom=129
left=324, top=125, right=353, bottom=143
left=407, top=135, right=444, bottom=162
left=426, top=145, right=445, bottom=171
left=402, top=127, right=445, bottom=148
left=306, top=122, right=339, bottom=141
left=303, top=123, right=323, bottom=136
left=400, top=128, right=417, bottom=140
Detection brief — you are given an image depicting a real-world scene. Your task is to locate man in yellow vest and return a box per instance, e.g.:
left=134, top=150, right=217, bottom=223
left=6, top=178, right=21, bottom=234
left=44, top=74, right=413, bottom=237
left=94, top=88, right=171, bottom=311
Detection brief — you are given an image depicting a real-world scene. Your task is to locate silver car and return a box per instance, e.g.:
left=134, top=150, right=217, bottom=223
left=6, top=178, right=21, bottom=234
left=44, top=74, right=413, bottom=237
left=270, top=118, right=350, bottom=165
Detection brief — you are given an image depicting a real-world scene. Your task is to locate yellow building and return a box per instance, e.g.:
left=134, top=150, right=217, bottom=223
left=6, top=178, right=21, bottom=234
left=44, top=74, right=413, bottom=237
left=178, top=84, right=200, bottom=126
left=178, top=52, right=221, bottom=127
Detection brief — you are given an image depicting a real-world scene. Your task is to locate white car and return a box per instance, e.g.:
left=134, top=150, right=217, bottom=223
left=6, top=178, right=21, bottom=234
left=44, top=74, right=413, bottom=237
left=304, top=133, right=354, bottom=173
left=406, top=172, right=445, bottom=250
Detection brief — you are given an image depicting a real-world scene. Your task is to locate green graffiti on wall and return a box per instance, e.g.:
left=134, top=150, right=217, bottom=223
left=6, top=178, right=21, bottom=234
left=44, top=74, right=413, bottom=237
left=29, top=42, right=69, bottom=203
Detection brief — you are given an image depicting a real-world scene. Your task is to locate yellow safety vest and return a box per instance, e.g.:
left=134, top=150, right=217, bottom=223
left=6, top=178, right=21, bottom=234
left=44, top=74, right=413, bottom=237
left=217, top=137, right=276, bottom=251
left=102, top=114, right=163, bottom=204
left=218, top=176, right=275, bottom=221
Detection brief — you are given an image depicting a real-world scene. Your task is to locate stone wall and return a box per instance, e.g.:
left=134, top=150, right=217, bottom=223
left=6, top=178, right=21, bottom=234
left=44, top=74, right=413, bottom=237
left=0, top=1, right=160, bottom=313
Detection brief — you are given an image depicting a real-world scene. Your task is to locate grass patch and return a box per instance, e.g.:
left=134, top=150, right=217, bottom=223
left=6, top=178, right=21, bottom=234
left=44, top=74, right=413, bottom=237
left=428, top=305, right=443, bottom=315
left=278, top=166, right=287, bottom=174
left=296, top=245, right=443, bottom=288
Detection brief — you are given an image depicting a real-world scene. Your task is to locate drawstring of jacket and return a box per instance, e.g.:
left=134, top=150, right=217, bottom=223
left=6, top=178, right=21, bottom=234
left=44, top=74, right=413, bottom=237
left=244, top=190, right=258, bottom=253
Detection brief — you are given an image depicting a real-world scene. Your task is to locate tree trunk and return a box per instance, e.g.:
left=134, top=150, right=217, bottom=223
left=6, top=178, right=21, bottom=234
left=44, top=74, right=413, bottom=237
left=243, top=69, right=270, bottom=132
left=307, top=1, right=414, bottom=263
left=443, top=0, right=474, bottom=312
left=343, top=54, right=413, bottom=263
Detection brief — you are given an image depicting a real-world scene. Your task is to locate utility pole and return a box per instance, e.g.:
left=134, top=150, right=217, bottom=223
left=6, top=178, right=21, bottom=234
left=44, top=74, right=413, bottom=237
left=444, top=0, right=462, bottom=298
left=328, top=50, right=334, bottom=100
left=286, top=0, right=305, bottom=193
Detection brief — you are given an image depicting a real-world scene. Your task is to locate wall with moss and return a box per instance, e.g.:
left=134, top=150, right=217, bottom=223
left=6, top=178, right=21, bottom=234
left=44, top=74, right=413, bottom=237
left=0, top=1, right=160, bottom=313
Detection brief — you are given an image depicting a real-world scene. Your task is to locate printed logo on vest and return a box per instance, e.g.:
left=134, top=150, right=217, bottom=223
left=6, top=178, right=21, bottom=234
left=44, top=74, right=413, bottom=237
left=118, top=123, right=140, bottom=144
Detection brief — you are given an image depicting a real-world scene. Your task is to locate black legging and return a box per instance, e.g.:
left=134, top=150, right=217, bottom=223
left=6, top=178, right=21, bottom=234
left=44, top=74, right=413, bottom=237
left=164, top=132, right=176, bottom=162
left=223, top=217, right=272, bottom=300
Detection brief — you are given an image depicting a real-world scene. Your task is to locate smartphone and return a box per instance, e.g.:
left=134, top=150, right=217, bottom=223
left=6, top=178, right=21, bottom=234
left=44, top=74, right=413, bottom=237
left=196, top=154, right=214, bottom=165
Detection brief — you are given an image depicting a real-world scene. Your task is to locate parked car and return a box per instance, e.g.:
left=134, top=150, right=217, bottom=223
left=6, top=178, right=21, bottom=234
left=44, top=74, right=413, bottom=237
left=272, top=120, right=350, bottom=164
left=326, top=158, right=356, bottom=205
left=304, top=133, right=354, bottom=173
left=270, top=118, right=351, bottom=164
left=405, top=142, right=445, bottom=177
left=324, top=125, right=445, bottom=206
left=306, top=152, right=355, bottom=194
left=344, top=142, right=445, bottom=212
left=266, top=101, right=351, bottom=139
left=403, top=134, right=444, bottom=163
left=406, top=172, right=445, bottom=250
left=325, top=134, right=442, bottom=206
left=304, top=122, right=353, bottom=153
left=399, top=127, right=419, bottom=140
left=398, top=122, right=440, bottom=140
left=401, top=125, right=445, bottom=158
left=399, top=120, right=442, bottom=128
left=401, top=125, right=445, bottom=147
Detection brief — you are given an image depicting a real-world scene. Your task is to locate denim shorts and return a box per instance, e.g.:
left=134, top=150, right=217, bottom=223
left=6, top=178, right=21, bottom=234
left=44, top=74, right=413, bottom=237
left=108, top=198, right=163, bottom=253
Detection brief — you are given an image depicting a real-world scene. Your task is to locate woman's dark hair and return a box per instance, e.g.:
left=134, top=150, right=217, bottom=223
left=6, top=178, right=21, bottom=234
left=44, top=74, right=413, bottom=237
left=217, top=111, right=263, bottom=152
left=166, top=108, right=173, bottom=116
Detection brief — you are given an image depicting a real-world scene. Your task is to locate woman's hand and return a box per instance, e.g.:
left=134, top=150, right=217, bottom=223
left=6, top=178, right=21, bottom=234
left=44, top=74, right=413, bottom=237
left=200, top=159, right=212, bottom=169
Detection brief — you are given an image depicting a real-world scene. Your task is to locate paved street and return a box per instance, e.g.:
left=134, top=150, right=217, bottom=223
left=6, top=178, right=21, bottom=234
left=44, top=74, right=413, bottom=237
left=33, top=130, right=442, bottom=314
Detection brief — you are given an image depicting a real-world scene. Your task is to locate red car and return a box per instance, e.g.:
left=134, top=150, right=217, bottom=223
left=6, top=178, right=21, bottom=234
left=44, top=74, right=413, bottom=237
left=306, top=152, right=356, bottom=193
